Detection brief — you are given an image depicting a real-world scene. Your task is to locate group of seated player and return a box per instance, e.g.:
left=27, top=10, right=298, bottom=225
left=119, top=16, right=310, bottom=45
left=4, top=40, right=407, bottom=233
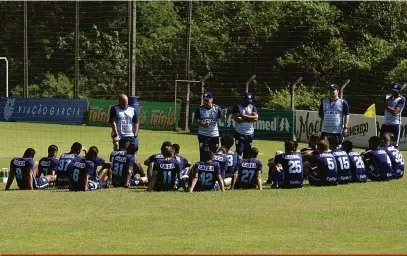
left=265, top=132, right=404, bottom=188
left=4, top=132, right=404, bottom=192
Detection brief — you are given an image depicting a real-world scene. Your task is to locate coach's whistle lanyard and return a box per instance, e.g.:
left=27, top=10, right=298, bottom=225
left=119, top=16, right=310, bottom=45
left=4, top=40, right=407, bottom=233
left=328, top=99, right=340, bottom=111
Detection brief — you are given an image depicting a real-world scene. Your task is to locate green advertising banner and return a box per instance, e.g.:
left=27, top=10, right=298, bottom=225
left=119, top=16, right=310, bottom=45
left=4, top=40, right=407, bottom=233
left=189, top=104, right=294, bottom=140
left=87, top=100, right=180, bottom=131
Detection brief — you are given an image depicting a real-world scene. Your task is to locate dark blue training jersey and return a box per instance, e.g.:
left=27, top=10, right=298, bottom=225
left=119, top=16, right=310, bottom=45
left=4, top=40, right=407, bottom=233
left=234, top=159, right=263, bottom=189
left=38, top=157, right=59, bottom=177
left=193, top=161, right=221, bottom=191
left=56, top=153, right=82, bottom=188
left=346, top=151, right=367, bottom=182
left=212, top=153, right=228, bottom=179
left=68, top=158, right=94, bottom=191
left=112, top=154, right=136, bottom=186
left=274, top=152, right=304, bottom=188
left=383, top=145, right=404, bottom=179
left=226, top=150, right=239, bottom=178
left=364, top=148, right=393, bottom=181
left=331, top=149, right=352, bottom=184
left=152, top=158, right=181, bottom=191
left=10, top=157, right=34, bottom=189
left=309, top=151, right=338, bottom=184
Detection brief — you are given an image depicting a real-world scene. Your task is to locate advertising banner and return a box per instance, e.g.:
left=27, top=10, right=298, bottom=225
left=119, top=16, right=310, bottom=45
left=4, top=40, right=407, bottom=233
left=0, top=97, right=88, bottom=125
left=87, top=100, right=180, bottom=131
left=189, top=105, right=295, bottom=140
left=295, top=110, right=377, bottom=149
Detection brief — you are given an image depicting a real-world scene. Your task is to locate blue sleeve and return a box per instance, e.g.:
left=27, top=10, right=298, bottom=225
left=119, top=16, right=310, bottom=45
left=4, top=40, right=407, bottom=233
left=397, top=97, right=406, bottom=109
left=176, top=162, right=182, bottom=173
left=28, top=159, right=34, bottom=171
left=274, top=155, right=282, bottom=165
left=215, top=163, right=221, bottom=175
left=258, top=161, right=263, bottom=173
left=194, top=107, right=201, bottom=119
left=342, top=100, right=350, bottom=115
left=109, top=106, right=117, bottom=123
left=97, top=157, right=106, bottom=167
left=232, top=105, right=240, bottom=115
left=133, top=108, right=138, bottom=124
left=52, top=158, right=59, bottom=171
left=252, top=105, right=258, bottom=113
left=217, top=106, right=223, bottom=118
left=87, top=162, right=95, bottom=176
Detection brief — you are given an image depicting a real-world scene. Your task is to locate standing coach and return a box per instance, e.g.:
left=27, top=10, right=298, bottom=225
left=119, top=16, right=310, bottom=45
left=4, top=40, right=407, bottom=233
left=109, top=94, right=139, bottom=149
left=232, top=92, right=258, bottom=158
left=319, top=84, right=350, bottom=144
left=193, top=92, right=227, bottom=161
left=380, top=83, right=406, bottom=148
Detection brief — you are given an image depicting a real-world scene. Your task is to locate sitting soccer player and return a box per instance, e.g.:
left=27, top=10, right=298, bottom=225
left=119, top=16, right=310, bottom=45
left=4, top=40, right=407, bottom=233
left=189, top=151, right=224, bottom=192
left=380, top=133, right=404, bottom=179
left=111, top=144, right=146, bottom=188
left=144, top=141, right=173, bottom=181
left=110, top=139, right=130, bottom=163
left=5, top=148, right=56, bottom=190
left=231, top=148, right=263, bottom=191
left=300, top=134, right=319, bottom=153
left=329, top=136, right=352, bottom=184
left=172, top=143, right=192, bottom=185
left=220, top=135, right=239, bottom=186
left=146, top=146, right=185, bottom=192
left=213, top=147, right=229, bottom=180
left=341, top=140, right=367, bottom=183
left=303, top=139, right=338, bottom=186
left=37, top=144, right=59, bottom=178
left=361, top=136, right=392, bottom=182
left=68, top=149, right=98, bottom=192
left=56, top=142, right=86, bottom=189
left=85, top=146, right=111, bottom=189
left=270, top=141, right=304, bottom=189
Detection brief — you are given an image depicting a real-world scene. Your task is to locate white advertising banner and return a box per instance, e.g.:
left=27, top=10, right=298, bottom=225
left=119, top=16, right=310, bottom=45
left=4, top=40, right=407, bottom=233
left=295, top=110, right=377, bottom=149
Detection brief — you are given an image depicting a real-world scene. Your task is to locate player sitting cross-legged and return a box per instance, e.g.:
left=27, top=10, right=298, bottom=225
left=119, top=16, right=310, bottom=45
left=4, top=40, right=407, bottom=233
left=269, top=140, right=304, bottom=189
left=146, top=146, right=185, bottom=192
left=303, top=139, right=338, bottom=186
left=172, top=143, right=192, bottom=186
left=68, top=148, right=98, bottom=192
left=37, top=145, right=59, bottom=188
left=86, top=146, right=111, bottom=189
left=341, top=140, right=367, bottom=183
left=212, top=147, right=229, bottom=182
left=144, top=141, right=173, bottom=181
left=380, top=133, right=404, bottom=179
left=329, top=136, right=352, bottom=184
left=56, top=142, right=86, bottom=189
left=361, top=136, right=393, bottom=182
left=6, top=148, right=56, bottom=190
left=111, top=144, right=146, bottom=188
left=231, top=148, right=263, bottom=191
left=189, top=151, right=224, bottom=192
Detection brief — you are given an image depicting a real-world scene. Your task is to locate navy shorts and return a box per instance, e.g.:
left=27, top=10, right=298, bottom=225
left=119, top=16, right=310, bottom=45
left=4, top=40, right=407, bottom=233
left=380, top=124, right=401, bottom=147
left=234, top=132, right=254, bottom=158
left=34, top=177, right=49, bottom=189
left=198, top=134, right=219, bottom=161
left=117, top=136, right=139, bottom=146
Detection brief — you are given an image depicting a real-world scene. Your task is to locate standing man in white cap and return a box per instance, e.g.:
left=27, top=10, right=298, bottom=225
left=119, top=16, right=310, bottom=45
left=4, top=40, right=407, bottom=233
left=318, top=84, right=350, bottom=145
left=380, top=83, right=406, bottom=148
left=232, top=92, right=259, bottom=159
left=193, top=92, right=227, bottom=161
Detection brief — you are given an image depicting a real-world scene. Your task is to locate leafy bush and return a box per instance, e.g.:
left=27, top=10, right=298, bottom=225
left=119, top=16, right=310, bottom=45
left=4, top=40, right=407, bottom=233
left=264, top=84, right=326, bottom=111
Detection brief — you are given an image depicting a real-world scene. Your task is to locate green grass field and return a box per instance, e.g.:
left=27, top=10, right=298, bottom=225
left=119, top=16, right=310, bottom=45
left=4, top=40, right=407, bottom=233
left=0, top=122, right=406, bottom=254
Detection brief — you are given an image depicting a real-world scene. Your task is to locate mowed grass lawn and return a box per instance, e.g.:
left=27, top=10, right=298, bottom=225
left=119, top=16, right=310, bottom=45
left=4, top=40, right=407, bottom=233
left=0, top=122, right=406, bottom=254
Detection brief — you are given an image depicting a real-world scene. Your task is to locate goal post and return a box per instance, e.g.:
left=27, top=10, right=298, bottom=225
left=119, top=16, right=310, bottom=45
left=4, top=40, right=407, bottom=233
left=174, top=79, right=201, bottom=132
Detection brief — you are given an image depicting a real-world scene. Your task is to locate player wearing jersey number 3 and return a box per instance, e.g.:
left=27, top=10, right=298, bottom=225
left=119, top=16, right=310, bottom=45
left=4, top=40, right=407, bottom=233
left=319, top=84, right=350, bottom=145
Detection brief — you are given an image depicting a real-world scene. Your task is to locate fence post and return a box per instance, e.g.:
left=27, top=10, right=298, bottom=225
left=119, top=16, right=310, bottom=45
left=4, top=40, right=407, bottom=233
left=245, top=74, right=256, bottom=93
left=201, top=72, right=212, bottom=105
left=74, top=0, right=80, bottom=99
left=290, top=77, right=303, bottom=111
left=24, top=1, right=28, bottom=98
left=340, top=79, right=350, bottom=99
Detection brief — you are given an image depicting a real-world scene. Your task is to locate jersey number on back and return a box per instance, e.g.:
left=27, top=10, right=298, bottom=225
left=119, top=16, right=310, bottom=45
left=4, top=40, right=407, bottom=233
left=288, top=160, right=302, bottom=174
left=73, top=169, right=80, bottom=182
left=199, top=172, right=213, bottom=186
left=241, top=169, right=255, bottom=182
left=58, top=159, right=71, bottom=171
left=16, top=167, right=23, bottom=179
left=113, top=163, right=124, bottom=176
left=338, top=157, right=350, bottom=169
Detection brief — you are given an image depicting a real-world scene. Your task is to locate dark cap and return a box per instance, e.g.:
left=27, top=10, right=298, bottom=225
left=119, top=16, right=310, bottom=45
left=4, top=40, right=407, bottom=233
left=203, top=92, right=213, bottom=100
left=392, top=83, right=402, bottom=92
left=243, top=92, right=253, bottom=102
left=330, top=84, right=339, bottom=90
